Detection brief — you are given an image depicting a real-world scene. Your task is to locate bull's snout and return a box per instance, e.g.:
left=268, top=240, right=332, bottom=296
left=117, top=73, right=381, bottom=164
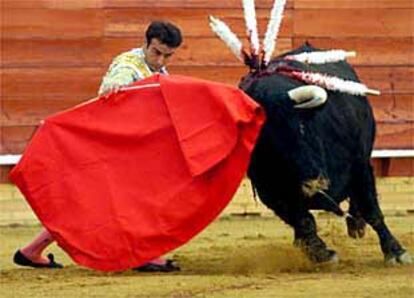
left=301, top=176, right=330, bottom=198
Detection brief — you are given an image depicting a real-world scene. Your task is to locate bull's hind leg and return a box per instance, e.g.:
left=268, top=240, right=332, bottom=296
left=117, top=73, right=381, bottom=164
left=252, top=180, right=338, bottom=263
left=350, top=162, right=412, bottom=264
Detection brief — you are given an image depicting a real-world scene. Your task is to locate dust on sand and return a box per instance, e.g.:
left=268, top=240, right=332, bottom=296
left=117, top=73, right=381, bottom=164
left=1, top=215, right=413, bottom=298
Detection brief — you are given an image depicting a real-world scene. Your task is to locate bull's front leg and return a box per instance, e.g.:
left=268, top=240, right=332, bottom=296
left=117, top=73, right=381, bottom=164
left=293, top=212, right=338, bottom=263
left=350, top=162, right=412, bottom=264
left=346, top=200, right=366, bottom=239
left=252, top=178, right=338, bottom=263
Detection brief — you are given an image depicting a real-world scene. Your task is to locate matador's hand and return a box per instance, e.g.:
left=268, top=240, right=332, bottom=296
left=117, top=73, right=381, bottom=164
left=102, top=83, right=123, bottom=100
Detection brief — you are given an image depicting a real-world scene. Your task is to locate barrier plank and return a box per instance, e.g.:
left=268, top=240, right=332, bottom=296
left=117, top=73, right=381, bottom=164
left=2, top=37, right=292, bottom=68
left=1, top=67, right=243, bottom=100
left=2, top=0, right=293, bottom=9
left=394, top=95, right=414, bottom=110
left=1, top=126, right=38, bottom=154
left=371, top=159, right=414, bottom=177
left=104, top=8, right=293, bottom=38
left=294, top=9, right=413, bottom=37
left=355, top=67, right=414, bottom=94
left=2, top=39, right=104, bottom=68
left=3, top=66, right=411, bottom=100
left=3, top=121, right=413, bottom=154
left=370, top=94, right=413, bottom=114
left=1, top=68, right=103, bottom=98
left=169, top=66, right=247, bottom=85
left=0, top=166, right=14, bottom=182
left=375, top=123, right=414, bottom=149
left=3, top=95, right=411, bottom=129
left=103, top=37, right=292, bottom=66
left=1, top=0, right=103, bottom=9
left=392, top=67, right=414, bottom=93
left=2, top=99, right=86, bottom=126
left=103, top=0, right=293, bottom=9
left=387, top=158, right=414, bottom=176
left=293, top=38, right=414, bottom=66
left=372, top=94, right=414, bottom=127
left=1, top=7, right=292, bottom=39
left=295, top=0, right=413, bottom=9
left=2, top=8, right=104, bottom=39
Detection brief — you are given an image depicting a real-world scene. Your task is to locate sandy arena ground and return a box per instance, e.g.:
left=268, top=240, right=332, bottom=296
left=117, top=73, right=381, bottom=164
left=1, top=213, right=413, bottom=298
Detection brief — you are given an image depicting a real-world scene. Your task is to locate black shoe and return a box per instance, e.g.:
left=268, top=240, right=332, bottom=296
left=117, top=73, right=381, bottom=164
left=13, top=250, right=63, bottom=269
left=133, top=259, right=180, bottom=273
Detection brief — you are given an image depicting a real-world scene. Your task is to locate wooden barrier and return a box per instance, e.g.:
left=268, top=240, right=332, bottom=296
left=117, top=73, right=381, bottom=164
left=1, top=0, right=413, bottom=180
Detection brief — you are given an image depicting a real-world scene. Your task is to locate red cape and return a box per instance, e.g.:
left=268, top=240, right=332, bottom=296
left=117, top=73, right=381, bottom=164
left=10, top=74, right=265, bottom=271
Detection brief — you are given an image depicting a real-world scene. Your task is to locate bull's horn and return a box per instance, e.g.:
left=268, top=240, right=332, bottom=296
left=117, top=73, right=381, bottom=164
left=288, top=85, right=328, bottom=109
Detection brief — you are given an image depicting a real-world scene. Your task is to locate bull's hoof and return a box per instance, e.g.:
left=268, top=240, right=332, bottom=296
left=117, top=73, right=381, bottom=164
left=385, top=251, right=413, bottom=266
left=398, top=252, right=413, bottom=264
left=315, top=250, right=339, bottom=264
left=294, top=237, right=339, bottom=264
left=310, top=249, right=339, bottom=264
left=346, top=216, right=366, bottom=239
left=381, top=235, right=411, bottom=266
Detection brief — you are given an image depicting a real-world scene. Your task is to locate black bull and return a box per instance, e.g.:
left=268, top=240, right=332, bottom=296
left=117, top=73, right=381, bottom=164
left=239, top=44, right=411, bottom=264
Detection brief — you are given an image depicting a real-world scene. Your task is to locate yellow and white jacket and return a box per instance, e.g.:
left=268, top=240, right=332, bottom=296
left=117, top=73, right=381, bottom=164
left=98, top=48, right=167, bottom=95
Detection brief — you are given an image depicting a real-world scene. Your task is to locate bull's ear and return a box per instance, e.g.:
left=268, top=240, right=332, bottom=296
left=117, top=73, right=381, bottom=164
left=288, top=85, right=327, bottom=109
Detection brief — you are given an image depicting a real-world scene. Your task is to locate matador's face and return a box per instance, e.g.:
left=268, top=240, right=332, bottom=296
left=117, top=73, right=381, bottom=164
left=143, top=38, right=176, bottom=72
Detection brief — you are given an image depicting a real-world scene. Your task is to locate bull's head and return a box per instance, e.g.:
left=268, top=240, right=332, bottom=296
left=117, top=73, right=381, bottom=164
left=241, top=67, right=330, bottom=197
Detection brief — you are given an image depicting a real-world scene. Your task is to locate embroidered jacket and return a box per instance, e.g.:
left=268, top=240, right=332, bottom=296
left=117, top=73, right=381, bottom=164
left=98, top=48, right=167, bottom=95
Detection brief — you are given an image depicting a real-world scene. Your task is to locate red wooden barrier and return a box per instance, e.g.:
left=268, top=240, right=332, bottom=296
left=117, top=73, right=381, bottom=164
left=1, top=0, right=413, bottom=180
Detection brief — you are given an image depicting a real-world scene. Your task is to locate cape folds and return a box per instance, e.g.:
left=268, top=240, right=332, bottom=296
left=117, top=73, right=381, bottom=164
left=9, top=74, right=265, bottom=271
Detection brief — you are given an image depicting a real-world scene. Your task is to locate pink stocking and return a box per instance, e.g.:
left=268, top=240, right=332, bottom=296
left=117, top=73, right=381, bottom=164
left=20, top=228, right=54, bottom=264
left=148, top=257, right=166, bottom=265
